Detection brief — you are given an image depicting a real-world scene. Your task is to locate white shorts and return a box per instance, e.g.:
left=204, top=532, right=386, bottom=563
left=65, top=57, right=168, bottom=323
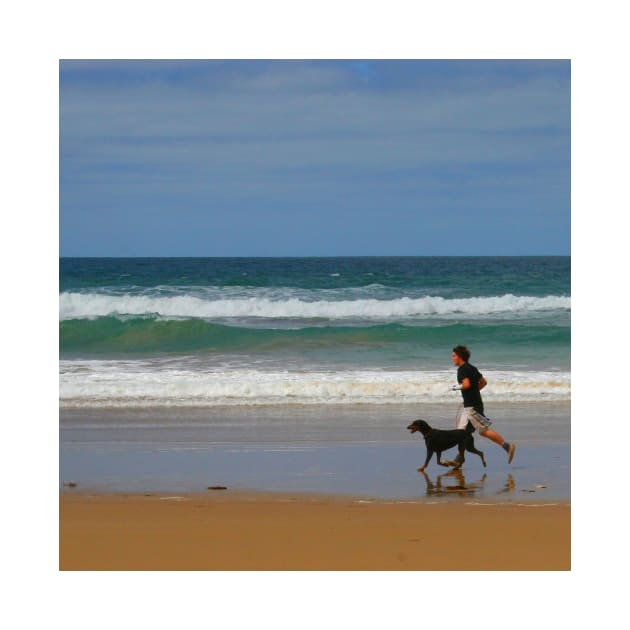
left=455, top=405, right=493, bottom=433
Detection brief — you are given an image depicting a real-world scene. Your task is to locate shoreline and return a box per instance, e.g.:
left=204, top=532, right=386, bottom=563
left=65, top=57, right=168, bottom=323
left=60, top=490, right=570, bottom=570
left=60, top=401, right=570, bottom=499
left=60, top=487, right=569, bottom=504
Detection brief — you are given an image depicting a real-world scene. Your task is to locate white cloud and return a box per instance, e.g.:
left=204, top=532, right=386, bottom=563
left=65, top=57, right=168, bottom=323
left=61, top=65, right=569, bottom=171
left=60, top=61, right=570, bottom=254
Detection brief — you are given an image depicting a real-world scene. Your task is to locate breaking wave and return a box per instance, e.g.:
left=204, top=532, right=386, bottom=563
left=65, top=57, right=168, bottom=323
left=59, top=363, right=571, bottom=408
left=60, top=291, right=570, bottom=322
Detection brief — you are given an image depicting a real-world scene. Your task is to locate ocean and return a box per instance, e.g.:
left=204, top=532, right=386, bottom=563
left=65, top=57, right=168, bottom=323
left=60, top=256, right=570, bottom=408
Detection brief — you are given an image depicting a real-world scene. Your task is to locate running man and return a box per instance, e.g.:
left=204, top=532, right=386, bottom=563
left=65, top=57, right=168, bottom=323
left=451, top=345, right=516, bottom=464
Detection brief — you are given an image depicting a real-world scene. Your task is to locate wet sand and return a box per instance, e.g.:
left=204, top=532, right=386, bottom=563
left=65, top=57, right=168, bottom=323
left=60, top=402, right=570, bottom=500
left=60, top=402, right=570, bottom=570
left=59, top=492, right=570, bottom=571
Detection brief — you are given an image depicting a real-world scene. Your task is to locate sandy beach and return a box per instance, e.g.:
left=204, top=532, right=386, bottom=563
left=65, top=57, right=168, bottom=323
left=60, top=491, right=570, bottom=571
left=60, top=402, right=570, bottom=570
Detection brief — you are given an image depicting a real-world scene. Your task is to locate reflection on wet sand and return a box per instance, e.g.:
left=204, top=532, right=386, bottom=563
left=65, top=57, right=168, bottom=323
left=500, top=473, right=515, bottom=494
left=418, top=469, right=516, bottom=498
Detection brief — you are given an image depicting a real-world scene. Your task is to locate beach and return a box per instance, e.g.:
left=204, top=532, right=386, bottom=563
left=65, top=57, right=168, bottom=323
left=59, top=257, right=570, bottom=570
left=60, top=492, right=570, bottom=571
left=60, top=401, right=570, bottom=570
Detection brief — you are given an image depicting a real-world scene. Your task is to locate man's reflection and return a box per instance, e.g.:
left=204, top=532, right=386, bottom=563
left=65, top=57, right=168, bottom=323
left=499, top=473, right=515, bottom=494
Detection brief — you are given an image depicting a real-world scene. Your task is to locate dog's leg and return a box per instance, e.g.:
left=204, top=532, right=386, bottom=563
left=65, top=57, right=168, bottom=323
left=441, top=459, right=459, bottom=467
left=418, top=448, right=434, bottom=472
left=436, top=451, right=451, bottom=467
left=469, top=446, right=486, bottom=468
left=451, top=434, right=469, bottom=468
left=448, top=448, right=464, bottom=468
left=465, top=437, right=487, bottom=468
left=442, top=447, right=461, bottom=467
left=449, top=445, right=464, bottom=470
left=450, top=458, right=463, bottom=470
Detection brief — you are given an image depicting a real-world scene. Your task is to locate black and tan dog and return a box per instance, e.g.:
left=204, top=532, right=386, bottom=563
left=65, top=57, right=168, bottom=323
left=407, top=419, right=487, bottom=472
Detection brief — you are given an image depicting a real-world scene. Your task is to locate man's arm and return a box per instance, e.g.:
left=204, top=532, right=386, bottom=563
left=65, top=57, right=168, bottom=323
left=457, top=376, right=486, bottom=391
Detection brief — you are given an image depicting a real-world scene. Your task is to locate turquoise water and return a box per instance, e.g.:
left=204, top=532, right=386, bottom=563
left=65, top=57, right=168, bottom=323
left=59, top=257, right=570, bottom=407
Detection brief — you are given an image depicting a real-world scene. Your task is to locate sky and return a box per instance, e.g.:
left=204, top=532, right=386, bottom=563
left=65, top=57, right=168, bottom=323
left=59, top=59, right=570, bottom=257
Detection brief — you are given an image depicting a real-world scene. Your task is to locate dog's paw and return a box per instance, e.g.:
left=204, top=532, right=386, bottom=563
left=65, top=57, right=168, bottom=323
left=417, top=467, right=426, bottom=473
left=442, top=459, right=459, bottom=467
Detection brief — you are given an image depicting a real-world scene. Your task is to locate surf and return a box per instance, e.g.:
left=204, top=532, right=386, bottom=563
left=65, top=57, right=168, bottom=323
left=60, top=291, right=571, bottom=322
left=59, top=362, right=571, bottom=408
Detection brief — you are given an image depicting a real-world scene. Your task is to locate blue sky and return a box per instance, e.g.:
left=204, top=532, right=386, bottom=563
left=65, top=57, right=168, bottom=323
left=59, top=60, right=570, bottom=256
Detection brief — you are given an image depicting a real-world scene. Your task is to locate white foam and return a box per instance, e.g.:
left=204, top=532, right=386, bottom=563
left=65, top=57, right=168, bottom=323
left=59, top=364, right=571, bottom=408
left=59, top=291, right=570, bottom=321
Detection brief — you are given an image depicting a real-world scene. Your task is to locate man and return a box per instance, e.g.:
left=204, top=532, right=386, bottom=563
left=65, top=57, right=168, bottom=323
left=451, top=345, right=516, bottom=464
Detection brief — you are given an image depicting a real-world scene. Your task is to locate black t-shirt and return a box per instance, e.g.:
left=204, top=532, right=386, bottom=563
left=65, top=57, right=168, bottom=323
left=457, top=362, right=484, bottom=412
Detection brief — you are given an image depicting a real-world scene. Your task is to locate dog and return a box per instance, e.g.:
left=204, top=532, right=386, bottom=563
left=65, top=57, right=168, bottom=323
left=407, top=419, right=486, bottom=472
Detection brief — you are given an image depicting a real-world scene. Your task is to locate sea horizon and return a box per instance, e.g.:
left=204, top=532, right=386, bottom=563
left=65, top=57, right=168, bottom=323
left=60, top=254, right=570, bottom=259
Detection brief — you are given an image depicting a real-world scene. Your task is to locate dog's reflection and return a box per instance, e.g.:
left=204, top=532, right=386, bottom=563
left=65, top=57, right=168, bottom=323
left=417, top=469, right=516, bottom=497
left=417, top=468, right=487, bottom=497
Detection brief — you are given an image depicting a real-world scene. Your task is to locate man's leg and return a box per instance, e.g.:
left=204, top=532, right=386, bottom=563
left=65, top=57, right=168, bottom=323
left=478, top=427, right=505, bottom=446
left=479, top=428, right=516, bottom=463
left=468, top=408, right=516, bottom=464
